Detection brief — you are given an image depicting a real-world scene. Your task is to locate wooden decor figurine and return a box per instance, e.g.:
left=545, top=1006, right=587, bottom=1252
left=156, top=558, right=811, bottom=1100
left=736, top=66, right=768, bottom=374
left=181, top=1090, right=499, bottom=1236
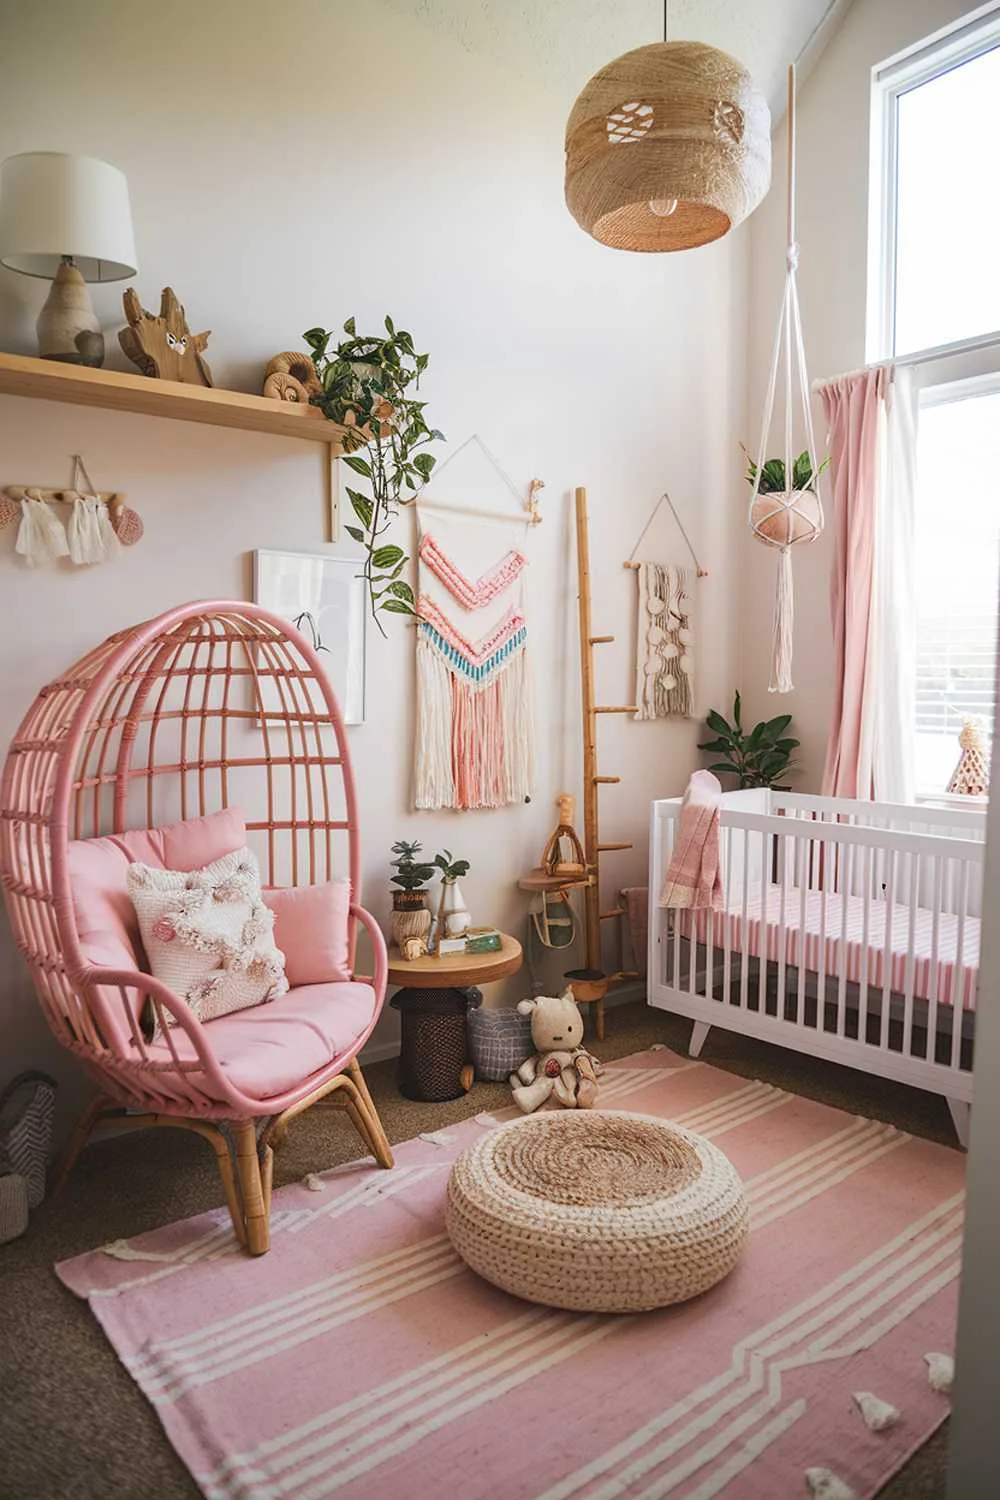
left=262, top=351, right=323, bottom=405
left=541, top=793, right=587, bottom=878
left=119, top=287, right=213, bottom=385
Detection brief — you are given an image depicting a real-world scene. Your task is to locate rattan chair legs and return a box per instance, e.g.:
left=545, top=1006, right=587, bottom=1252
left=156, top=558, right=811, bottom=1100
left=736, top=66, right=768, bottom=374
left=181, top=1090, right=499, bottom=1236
left=56, top=1062, right=393, bottom=1256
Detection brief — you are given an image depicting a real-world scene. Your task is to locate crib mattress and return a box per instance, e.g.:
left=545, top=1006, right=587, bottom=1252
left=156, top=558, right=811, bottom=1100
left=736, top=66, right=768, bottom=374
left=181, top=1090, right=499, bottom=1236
left=678, top=884, right=980, bottom=1010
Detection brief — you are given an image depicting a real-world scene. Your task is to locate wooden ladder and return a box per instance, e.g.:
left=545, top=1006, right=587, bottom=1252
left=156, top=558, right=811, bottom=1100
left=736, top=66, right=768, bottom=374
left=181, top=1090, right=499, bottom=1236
left=575, top=486, right=640, bottom=1022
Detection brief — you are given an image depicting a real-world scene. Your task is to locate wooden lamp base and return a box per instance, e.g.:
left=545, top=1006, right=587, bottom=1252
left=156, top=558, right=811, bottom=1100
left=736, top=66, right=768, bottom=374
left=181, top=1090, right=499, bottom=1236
left=36, top=262, right=105, bottom=367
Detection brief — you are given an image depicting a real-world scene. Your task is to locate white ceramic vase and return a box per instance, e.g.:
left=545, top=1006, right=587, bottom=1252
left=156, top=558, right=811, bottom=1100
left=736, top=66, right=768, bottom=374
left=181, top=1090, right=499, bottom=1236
left=439, top=878, right=471, bottom=937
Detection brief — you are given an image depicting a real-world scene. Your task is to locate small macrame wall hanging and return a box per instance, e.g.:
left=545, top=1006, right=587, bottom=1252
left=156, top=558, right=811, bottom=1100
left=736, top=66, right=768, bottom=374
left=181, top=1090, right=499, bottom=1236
left=1, top=455, right=142, bottom=567
left=625, top=490, right=706, bottom=719
left=747, top=64, right=824, bottom=693
left=412, top=437, right=539, bottom=811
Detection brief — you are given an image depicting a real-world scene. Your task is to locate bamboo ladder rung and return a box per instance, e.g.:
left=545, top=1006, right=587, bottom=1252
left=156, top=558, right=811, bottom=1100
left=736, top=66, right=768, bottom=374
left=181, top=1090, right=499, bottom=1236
left=590, top=635, right=615, bottom=645
left=599, top=907, right=626, bottom=921
left=597, top=841, right=632, bottom=853
left=594, top=705, right=639, bottom=715
left=593, top=775, right=620, bottom=785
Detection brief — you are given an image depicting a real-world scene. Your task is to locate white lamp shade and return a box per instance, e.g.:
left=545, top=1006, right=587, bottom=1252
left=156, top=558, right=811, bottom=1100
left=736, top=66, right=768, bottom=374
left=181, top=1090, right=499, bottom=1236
left=0, top=152, right=137, bottom=282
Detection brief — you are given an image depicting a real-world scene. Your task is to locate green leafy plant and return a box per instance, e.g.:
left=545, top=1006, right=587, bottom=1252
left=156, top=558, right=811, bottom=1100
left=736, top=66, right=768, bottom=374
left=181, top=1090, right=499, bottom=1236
left=741, top=444, right=830, bottom=495
left=434, top=848, right=470, bottom=884
left=390, top=839, right=436, bottom=892
left=698, top=692, right=800, bottom=789
left=304, top=317, right=443, bottom=632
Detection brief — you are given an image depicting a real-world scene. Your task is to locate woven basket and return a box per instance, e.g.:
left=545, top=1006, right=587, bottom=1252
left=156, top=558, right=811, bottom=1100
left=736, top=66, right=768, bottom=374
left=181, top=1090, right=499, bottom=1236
left=0, top=1070, right=56, bottom=1209
left=468, top=1007, right=533, bottom=1082
left=391, top=988, right=481, bottom=1102
left=0, top=1173, right=29, bottom=1244
left=446, top=1111, right=749, bottom=1312
left=565, top=41, right=770, bottom=252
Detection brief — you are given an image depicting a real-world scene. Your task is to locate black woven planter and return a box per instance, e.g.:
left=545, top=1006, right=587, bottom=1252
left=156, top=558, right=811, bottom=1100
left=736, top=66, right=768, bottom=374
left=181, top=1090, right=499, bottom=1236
left=390, top=987, right=482, bottom=1102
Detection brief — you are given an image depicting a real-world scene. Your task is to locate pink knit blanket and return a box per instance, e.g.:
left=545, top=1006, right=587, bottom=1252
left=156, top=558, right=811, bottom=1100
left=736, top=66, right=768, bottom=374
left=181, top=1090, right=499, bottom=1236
left=659, top=769, right=723, bottom=910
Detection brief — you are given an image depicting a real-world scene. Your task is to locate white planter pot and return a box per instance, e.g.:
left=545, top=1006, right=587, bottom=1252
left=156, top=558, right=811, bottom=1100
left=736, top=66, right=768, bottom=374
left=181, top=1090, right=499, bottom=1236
left=439, top=879, right=471, bottom=937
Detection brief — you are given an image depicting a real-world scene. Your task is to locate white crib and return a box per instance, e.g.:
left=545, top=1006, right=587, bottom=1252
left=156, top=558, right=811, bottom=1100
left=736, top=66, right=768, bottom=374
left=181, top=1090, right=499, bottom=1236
left=648, top=789, right=987, bottom=1145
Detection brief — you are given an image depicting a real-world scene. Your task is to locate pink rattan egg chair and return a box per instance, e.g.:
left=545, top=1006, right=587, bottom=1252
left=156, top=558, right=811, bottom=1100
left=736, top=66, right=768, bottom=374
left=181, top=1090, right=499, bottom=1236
left=0, top=601, right=393, bottom=1255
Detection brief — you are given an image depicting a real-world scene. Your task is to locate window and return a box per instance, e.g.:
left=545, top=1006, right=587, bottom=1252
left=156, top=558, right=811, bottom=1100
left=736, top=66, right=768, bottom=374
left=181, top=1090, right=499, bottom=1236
left=914, top=384, right=1000, bottom=791
left=870, top=7, right=1000, bottom=795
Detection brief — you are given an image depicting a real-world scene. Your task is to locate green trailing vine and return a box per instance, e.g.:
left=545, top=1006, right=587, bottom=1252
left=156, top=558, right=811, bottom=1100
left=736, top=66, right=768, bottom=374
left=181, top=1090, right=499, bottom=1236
left=304, top=317, right=443, bottom=632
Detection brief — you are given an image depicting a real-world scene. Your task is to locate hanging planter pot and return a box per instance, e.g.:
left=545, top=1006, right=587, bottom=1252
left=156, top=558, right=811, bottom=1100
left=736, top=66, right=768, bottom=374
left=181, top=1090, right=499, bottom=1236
left=749, top=487, right=823, bottom=550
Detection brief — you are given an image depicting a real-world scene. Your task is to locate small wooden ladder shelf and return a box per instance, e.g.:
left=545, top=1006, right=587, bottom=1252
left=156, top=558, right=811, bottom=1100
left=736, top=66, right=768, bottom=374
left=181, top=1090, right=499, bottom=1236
left=570, top=486, right=640, bottom=1040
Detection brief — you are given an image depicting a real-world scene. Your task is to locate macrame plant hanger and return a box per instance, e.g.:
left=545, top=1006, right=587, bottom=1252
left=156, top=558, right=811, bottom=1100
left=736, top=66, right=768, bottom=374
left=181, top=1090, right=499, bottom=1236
left=748, top=63, right=824, bottom=693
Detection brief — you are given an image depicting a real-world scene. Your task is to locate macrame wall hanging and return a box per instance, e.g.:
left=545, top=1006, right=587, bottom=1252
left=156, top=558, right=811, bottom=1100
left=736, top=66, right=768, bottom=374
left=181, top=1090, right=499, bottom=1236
left=412, top=436, right=540, bottom=811
left=624, top=490, right=706, bottom=719
left=0, top=455, right=142, bottom=567
left=747, top=64, right=824, bottom=694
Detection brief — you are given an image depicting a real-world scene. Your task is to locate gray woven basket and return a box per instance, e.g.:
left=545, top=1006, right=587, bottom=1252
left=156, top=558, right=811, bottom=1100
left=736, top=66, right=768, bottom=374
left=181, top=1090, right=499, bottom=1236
left=0, top=1071, right=56, bottom=1209
left=0, top=1173, right=29, bottom=1245
left=468, top=1007, right=533, bottom=1081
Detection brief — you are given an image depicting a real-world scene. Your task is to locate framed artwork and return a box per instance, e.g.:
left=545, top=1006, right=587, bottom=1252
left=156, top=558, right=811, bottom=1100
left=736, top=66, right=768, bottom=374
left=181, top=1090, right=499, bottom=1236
left=253, top=549, right=366, bottom=724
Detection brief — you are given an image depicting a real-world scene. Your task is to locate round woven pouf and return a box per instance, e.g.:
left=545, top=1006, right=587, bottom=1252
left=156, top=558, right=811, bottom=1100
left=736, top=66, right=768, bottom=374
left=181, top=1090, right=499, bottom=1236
left=445, top=1111, right=749, bottom=1313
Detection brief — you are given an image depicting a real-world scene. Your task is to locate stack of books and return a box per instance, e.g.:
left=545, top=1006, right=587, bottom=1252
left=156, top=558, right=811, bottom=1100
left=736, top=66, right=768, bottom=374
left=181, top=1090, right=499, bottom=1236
left=436, top=927, right=503, bottom=956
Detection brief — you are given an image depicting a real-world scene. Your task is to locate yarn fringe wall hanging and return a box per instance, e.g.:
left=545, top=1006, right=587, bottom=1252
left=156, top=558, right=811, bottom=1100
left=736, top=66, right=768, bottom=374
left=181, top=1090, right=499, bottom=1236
left=413, top=441, right=539, bottom=811
left=747, top=64, right=824, bottom=694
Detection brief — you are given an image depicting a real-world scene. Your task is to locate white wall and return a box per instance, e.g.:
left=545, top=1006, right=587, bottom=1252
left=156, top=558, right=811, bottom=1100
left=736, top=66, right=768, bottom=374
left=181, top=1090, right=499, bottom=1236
left=0, top=0, right=745, bottom=1114
left=741, top=0, right=976, bottom=787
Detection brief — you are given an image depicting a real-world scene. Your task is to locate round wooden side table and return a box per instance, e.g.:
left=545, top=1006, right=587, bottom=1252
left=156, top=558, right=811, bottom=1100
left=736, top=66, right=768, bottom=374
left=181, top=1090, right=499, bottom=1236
left=388, top=935, right=523, bottom=1102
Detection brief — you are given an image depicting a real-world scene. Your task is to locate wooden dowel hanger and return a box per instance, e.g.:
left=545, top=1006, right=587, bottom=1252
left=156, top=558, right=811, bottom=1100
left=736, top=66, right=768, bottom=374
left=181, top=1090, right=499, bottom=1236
left=3, top=485, right=124, bottom=506
left=406, top=433, right=544, bottom=526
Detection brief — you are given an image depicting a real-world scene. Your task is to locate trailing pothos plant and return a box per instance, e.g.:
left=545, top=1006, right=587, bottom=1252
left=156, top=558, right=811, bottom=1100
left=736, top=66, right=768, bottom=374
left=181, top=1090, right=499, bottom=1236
left=304, top=317, right=443, bottom=632
left=698, top=692, right=800, bottom=789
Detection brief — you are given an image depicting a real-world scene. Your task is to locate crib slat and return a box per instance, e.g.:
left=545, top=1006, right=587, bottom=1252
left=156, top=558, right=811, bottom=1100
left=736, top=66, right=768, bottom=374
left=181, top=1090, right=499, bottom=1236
left=775, top=837, right=789, bottom=1021
left=859, top=844, right=872, bottom=1047
left=880, top=847, right=895, bottom=1053
left=739, top=832, right=750, bottom=1013
left=757, top=830, right=769, bottom=1015
left=722, top=822, right=733, bottom=1007
left=837, top=843, right=851, bottom=1038
left=796, top=856, right=808, bottom=1027
left=928, top=856, right=943, bottom=1066
left=952, top=859, right=970, bottom=1072
left=816, top=838, right=828, bottom=1033
left=903, top=853, right=919, bottom=1059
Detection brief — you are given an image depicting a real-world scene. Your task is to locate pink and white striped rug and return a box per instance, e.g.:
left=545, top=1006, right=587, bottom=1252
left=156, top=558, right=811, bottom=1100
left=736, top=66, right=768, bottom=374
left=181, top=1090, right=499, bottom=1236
left=56, top=1048, right=963, bottom=1500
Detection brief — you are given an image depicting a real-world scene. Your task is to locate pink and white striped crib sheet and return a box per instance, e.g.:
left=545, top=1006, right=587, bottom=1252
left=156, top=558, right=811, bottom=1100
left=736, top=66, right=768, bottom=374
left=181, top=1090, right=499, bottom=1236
left=678, top=885, right=980, bottom=1010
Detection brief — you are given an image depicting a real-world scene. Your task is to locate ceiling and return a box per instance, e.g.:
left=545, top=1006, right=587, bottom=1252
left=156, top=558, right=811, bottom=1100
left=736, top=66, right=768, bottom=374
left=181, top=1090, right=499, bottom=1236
left=383, top=0, right=855, bottom=116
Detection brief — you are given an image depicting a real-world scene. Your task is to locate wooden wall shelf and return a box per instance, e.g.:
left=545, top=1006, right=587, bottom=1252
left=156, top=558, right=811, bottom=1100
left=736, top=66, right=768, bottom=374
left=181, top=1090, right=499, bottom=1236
left=0, top=351, right=355, bottom=450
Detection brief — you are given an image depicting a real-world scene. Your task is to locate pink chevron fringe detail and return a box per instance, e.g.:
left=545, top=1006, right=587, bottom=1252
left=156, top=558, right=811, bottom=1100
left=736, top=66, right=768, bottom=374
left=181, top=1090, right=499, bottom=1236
left=417, top=596, right=526, bottom=665
left=452, top=676, right=505, bottom=809
left=419, top=533, right=527, bottom=609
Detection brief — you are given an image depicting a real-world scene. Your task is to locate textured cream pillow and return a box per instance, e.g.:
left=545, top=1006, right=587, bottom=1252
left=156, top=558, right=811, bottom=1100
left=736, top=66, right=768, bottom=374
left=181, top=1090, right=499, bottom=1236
left=126, top=848, right=288, bottom=1025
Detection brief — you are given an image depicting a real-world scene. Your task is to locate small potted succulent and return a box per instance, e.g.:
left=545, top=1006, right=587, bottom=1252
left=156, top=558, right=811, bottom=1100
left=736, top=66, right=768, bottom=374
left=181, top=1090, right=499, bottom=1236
left=742, top=445, right=828, bottom=548
left=389, top=840, right=435, bottom=948
left=434, top=848, right=472, bottom=939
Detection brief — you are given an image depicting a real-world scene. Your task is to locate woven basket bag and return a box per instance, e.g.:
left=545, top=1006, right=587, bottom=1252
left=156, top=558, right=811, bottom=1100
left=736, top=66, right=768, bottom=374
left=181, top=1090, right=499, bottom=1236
left=467, top=1006, right=533, bottom=1082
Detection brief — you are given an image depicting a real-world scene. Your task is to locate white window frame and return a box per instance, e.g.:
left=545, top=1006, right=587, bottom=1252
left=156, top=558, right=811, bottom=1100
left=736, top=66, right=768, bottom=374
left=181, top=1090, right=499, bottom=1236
left=867, top=1, right=1000, bottom=377
left=868, top=7, right=1000, bottom=802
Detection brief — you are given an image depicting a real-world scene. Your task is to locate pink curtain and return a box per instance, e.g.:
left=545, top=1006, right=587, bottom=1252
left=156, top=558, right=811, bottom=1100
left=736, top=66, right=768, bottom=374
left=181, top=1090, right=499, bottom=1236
left=816, top=366, right=888, bottom=798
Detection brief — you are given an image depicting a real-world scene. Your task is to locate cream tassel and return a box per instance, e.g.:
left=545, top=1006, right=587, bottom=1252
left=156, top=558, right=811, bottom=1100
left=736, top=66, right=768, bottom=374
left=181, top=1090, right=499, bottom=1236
left=414, top=639, right=454, bottom=810
left=852, top=1391, right=900, bottom=1431
left=769, top=545, right=794, bottom=694
left=805, top=1468, right=856, bottom=1500
left=15, top=496, right=69, bottom=567
left=924, top=1352, right=954, bottom=1393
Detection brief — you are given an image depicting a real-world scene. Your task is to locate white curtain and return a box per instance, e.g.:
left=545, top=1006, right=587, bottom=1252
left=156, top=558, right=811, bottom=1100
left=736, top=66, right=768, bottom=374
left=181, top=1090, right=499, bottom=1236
left=869, top=368, right=919, bottom=802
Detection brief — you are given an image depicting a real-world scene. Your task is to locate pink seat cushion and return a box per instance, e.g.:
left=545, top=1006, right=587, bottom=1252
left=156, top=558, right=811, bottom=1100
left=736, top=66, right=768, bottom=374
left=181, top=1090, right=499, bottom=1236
left=139, top=981, right=378, bottom=1102
left=263, top=881, right=352, bottom=987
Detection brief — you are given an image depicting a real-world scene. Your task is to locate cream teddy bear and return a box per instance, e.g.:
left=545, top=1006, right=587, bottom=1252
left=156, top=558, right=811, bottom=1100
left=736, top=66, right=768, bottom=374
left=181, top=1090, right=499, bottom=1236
left=509, top=990, right=600, bottom=1113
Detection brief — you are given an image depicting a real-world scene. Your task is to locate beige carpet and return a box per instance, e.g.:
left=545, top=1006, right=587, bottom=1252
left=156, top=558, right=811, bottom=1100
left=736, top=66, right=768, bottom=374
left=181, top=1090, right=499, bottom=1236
left=0, top=1002, right=955, bottom=1499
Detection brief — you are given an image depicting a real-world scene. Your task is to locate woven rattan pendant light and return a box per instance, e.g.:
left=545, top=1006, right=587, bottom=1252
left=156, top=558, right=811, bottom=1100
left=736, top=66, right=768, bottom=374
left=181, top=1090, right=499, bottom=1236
left=565, top=6, right=770, bottom=252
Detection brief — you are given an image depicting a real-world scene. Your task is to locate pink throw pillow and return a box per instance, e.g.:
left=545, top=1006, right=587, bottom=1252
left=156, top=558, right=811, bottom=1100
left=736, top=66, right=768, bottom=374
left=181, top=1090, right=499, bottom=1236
left=67, top=807, right=248, bottom=969
left=264, top=881, right=352, bottom=987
